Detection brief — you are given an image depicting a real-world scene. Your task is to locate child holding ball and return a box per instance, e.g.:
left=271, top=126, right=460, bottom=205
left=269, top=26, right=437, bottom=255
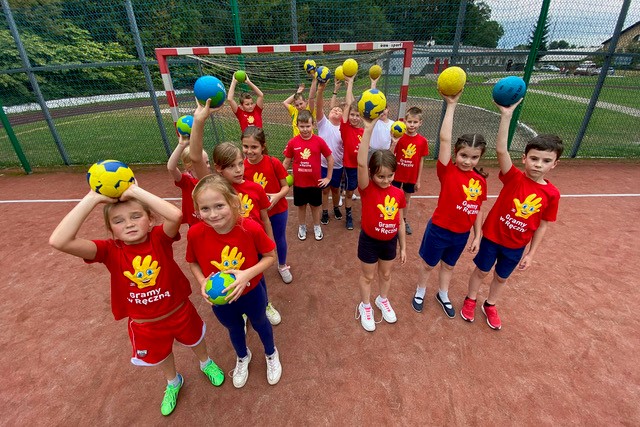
left=283, top=79, right=317, bottom=137
left=412, top=90, right=488, bottom=318
left=355, top=116, right=407, bottom=332
left=227, top=72, right=264, bottom=132
left=341, top=75, right=364, bottom=231
left=49, top=184, right=225, bottom=416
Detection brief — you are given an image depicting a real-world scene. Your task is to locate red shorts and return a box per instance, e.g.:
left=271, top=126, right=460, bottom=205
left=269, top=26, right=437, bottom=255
left=127, top=300, right=206, bottom=366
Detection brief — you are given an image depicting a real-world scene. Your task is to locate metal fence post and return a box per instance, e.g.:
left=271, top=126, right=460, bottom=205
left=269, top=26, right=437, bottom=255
left=290, top=0, right=298, bottom=44
left=123, top=0, right=171, bottom=158
left=433, top=0, right=467, bottom=159
left=1, top=0, right=69, bottom=165
left=0, top=97, right=31, bottom=173
left=570, top=0, right=631, bottom=158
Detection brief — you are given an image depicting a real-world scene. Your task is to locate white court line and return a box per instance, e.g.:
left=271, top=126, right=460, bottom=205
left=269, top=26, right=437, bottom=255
left=1, top=194, right=640, bottom=204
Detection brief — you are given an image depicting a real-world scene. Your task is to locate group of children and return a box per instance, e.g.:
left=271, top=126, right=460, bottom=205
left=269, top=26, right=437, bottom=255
left=49, top=68, right=562, bottom=416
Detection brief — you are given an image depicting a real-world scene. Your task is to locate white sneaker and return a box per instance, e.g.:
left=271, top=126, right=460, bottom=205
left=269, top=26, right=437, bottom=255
left=298, top=225, right=307, bottom=241
left=314, top=225, right=323, bottom=241
left=266, top=302, right=281, bottom=325
left=352, top=193, right=357, bottom=200
left=265, top=348, right=282, bottom=385
left=375, top=295, right=397, bottom=323
left=277, top=265, right=293, bottom=284
left=232, top=349, right=252, bottom=388
left=355, top=302, right=375, bottom=332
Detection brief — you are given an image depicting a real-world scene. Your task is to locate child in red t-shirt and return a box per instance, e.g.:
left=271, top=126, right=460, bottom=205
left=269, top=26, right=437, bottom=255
left=227, top=72, right=264, bottom=132
left=412, top=90, right=488, bottom=319
left=282, top=109, right=334, bottom=241
left=167, top=134, right=208, bottom=227
left=49, top=184, right=224, bottom=416
left=187, top=174, right=282, bottom=388
left=354, top=116, right=407, bottom=332
left=392, top=106, right=429, bottom=236
left=241, top=126, right=293, bottom=284
left=340, top=75, right=364, bottom=231
left=461, top=99, right=563, bottom=330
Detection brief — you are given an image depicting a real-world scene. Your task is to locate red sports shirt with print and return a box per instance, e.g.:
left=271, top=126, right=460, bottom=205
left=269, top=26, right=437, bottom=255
left=393, top=133, right=429, bottom=184
left=243, top=155, right=289, bottom=216
left=283, top=134, right=332, bottom=188
left=359, top=183, right=407, bottom=241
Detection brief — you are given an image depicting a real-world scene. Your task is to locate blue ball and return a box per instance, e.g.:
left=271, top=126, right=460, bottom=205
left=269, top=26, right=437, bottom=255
left=176, top=115, right=193, bottom=135
left=315, top=66, right=332, bottom=83
left=204, top=272, right=236, bottom=305
left=492, top=76, right=527, bottom=106
left=194, top=75, right=227, bottom=108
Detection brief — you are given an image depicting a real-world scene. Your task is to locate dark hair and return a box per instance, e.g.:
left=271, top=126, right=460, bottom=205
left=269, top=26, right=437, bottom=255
left=369, top=149, right=397, bottom=177
left=525, top=134, right=564, bottom=159
left=293, top=92, right=305, bottom=102
left=405, top=106, right=423, bottom=120
left=297, top=109, right=314, bottom=125
left=239, top=92, right=253, bottom=104
left=242, top=126, right=268, bottom=155
left=455, top=133, right=488, bottom=177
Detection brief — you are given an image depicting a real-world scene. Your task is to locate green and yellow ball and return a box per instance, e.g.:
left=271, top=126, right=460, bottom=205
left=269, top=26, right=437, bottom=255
left=205, top=272, right=236, bottom=305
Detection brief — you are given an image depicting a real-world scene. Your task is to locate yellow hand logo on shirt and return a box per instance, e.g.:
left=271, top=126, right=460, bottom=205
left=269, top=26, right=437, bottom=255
left=253, top=172, right=268, bottom=188
left=247, top=115, right=255, bottom=124
left=211, top=245, right=245, bottom=271
left=513, top=193, right=542, bottom=219
left=301, top=148, right=311, bottom=160
left=238, top=193, right=254, bottom=218
left=123, top=255, right=161, bottom=289
left=377, top=195, right=399, bottom=220
left=402, top=143, right=417, bottom=159
left=463, top=178, right=483, bottom=201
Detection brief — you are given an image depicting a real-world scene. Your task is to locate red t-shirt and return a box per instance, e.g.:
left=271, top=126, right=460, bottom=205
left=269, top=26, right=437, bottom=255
left=431, top=161, right=488, bottom=233
left=231, top=180, right=270, bottom=228
left=393, top=133, right=429, bottom=184
left=243, top=155, right=288, bottom=216
left=483, top=165, right=560, bottom=249
left=340, top=120, right=363, bottom=168
left=234, top=105, right=263, bottom=131
left=87, top=226, right=192, bottom=320
left=359, top=183, right=407, bottom=241
left=186, top=217, right=276, bottom=292
left=174, top=172, right=200, bottom=226
left=283, top=134, right=332, bottom=188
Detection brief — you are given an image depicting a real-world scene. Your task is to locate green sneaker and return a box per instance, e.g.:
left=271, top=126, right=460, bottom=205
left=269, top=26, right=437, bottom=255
left=160, top=374, right=183, bottom=416
left=202, top=360, right=225, bottom=386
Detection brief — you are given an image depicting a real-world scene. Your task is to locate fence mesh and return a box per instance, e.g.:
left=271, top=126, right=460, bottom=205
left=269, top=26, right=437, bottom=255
left=1, top=0, right=639, bottom=169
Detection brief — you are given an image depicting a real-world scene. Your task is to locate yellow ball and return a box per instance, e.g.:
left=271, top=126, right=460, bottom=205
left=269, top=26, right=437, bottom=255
left=342, top=58, right=358, bottom=77
left=87, top=160, right=135, bottom=199
left=304, top=59, right=316, bottom=74
left=437, top=66, right=467, bottom=96
left=335, top=65, right=345, bottom=81
left=369, top=64, right=382, bottom=79
left=357, top=88, right=386, bottom=120
left=390, top=121, right=407, bottom=139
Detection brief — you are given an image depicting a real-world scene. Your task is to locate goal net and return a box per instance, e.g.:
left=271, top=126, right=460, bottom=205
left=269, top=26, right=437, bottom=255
left=155, top=42, right=414, bottom=157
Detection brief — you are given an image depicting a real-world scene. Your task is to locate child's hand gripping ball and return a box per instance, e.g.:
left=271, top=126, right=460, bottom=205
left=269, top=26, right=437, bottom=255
left=357, top=88, right=387, bottom=120
left=205, top=272, right=237, bottom=305
left=234, top=70, right=247, bottom=83
left=87, top=160, right=135, bottom=199
left=390, top=120, right=407, bottom=138
left=492, top=76, right=527, bottom=106
left=437, top=66, right=467, bottom=96
left=342, top=58, right=358, bottom=77
left=335, top=65, right=345, bottom=81
left=369, top=64, right=382, bottom=79
left=194, top=75, right=227, bottom=108
left=304, top=59, right=316, bottom=74
left=176, top=115, right=193, bottom=136
left=315, top=66, right=332, bottom=83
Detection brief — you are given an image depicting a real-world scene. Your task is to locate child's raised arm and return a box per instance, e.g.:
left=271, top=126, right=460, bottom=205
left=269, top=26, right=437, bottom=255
left=357, top=117, right=378, bottom=190
left=190, top=98, right=217, bottom=179
left=120, top=184, right=183, bottom=238
left=342, top=75, right=355, bottom=123
left=307, top=77, right=318, bottom=113
left=226, top=74, right=239, bottom=113
left=283, top=83, right=305, bottom=109
left=330, top=78, right=342, bottom=109
left=438, top=90, right=462, bottom=166
left=245, top=76, right=264, bottom=109
left=495, top=99, right=522, bottom=175
left=49, top=191, right=114, bottom=260
left=316, top=81, right=327, bottom=121
left=167, top=134, right=189, bottom=181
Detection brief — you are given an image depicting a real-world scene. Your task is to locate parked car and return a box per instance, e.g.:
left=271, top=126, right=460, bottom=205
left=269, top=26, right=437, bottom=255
left=540, top=64, right=560, bottom=72
left=574, top=61, right=598, bottom=76
left=596, top=66, right=615, bottom=76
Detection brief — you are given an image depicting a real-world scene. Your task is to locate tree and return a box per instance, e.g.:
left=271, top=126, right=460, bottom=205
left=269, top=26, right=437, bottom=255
left=463, top=1, right=504, bottom=48
left=549, top=40, right=576, bottom=50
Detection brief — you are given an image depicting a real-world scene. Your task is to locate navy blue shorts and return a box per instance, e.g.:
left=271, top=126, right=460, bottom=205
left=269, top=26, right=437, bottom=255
left=419, top=219, right=470, bottom=267
left=293, top=186, right=323, bottom=207
left=358, top=230, right=398, bottom=263
left=321, top=166, right=344, bottom=189
left=344, top=167, right=358, bottom=191
left=392, top=180, right=416, bottom=193
left=473, top=237, right=526, bottom=279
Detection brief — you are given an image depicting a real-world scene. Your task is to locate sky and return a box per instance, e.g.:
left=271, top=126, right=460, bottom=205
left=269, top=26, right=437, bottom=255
left=480, top=0, right=640, bottom=48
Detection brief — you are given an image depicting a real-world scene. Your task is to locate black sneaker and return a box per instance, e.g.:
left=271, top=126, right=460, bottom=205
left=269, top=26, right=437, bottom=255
left=346, top=214, right=354, bottom=230
left=412, top=295, right=424, bottom=313
left=405, top=220, right=413, bottom=235
left=320, top=211, right=329, bottom=225
left=436, top=293, right=455, bottom=318
left=334, top=207, right=343, bottom=220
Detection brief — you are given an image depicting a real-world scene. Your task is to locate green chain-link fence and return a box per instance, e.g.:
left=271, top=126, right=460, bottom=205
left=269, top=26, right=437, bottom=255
left=1, top=0, right=639, bottom=171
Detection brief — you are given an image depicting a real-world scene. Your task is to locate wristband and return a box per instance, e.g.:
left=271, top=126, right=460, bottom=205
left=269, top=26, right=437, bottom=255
left=332, top=92, right=338, bottom=95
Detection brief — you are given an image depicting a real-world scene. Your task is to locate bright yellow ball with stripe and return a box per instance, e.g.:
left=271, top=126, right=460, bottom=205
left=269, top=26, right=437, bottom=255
left=437, top=66, right=467, bottom=96
left=342, top=58, right=358, bottom=77
left=335, top=65, right=345, bottom=81
left=357, top=89, right=386, bottom=120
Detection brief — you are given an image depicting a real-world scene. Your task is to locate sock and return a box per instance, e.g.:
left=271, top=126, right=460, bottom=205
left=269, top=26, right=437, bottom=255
left=377, top=296, right=388, bottom=303
left=322, top=209, right=328, bottom=215
left=363, top=303, right=371, bottom=309
left=415, top=287, right=426, bottom=299
left=484, top=301, right=494, bottom=307
left=465, top=296, right=476, bottom=301
left=200, top=358, right=212, bottom=370
left=438, top=290, right=450, bottom=303
left=404, top=217, right=408, bottom=223
left=168, top=374, right=181, bottom=387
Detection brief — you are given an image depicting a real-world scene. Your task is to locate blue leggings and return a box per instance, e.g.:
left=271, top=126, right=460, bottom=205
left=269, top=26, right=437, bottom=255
left=270, top=210, right=288, bottom=266
left=211, top=278, right=275, bottom=357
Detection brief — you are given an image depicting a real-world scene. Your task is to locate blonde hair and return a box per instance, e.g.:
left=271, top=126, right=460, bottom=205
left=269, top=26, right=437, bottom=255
left=180, top=146, right=192, bottom=169
left=192, top=174, right=243, bottom=222
left=213, top=142, right=243, bottom=170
